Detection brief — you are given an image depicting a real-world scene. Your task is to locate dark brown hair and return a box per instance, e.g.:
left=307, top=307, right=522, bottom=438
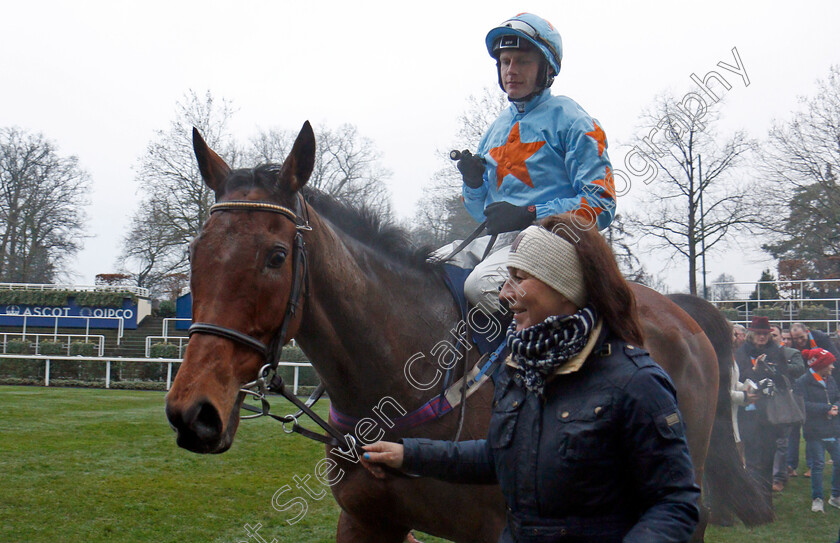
left=539, top=213, right=645, bottom=346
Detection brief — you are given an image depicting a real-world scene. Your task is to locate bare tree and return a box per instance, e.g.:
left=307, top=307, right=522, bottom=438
left=625, top=92, right=759, bottom=296
left=245, top=123, right=392, bottom=216
left=761, top=65, right=840, bottom=273
left=95, top=273, right=133, bottom=286
left=119, top=198, right=185, bottom=292
left=411, top=87, right=507, bottom=245
left=710, top=272, right=740, bottom=301
left=119, top=90, right=238, bottom=290
left=603, top=214, right=642, bottom=277
left=0, top=127, right=90, bottom=283
left=121, top=95, right=394, bottom=293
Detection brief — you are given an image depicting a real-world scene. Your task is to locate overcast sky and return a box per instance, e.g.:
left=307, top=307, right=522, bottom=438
left=2, top=0, right=839, bottom=294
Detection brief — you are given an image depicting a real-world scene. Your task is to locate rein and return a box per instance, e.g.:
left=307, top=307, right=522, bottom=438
left=438, top=220, right=498, bottom=263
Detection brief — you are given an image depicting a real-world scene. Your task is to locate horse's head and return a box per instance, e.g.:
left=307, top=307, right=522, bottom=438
left=164, top=122, right=315, bottom=453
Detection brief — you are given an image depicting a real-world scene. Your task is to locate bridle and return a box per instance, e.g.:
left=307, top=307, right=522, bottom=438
left=189, top=197, right=310, bottom=373
left=184, top=193, right=484, bottom=467
left=186, top=195, right=364, bottom=455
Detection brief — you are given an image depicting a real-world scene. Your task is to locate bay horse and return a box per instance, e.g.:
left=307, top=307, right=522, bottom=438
left=165, top=122, right=770, bottom=542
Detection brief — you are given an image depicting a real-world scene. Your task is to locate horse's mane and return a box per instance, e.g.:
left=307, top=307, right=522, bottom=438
left=223, top=164, right=443, bottom=273
left=301, top=187, right=442, bottom=273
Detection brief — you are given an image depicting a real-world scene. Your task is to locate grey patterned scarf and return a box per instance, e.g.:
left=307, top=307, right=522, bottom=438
left=505, top=305, right=598, bottom=395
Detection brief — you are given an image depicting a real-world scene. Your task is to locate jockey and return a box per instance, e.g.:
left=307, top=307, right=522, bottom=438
left=441, top=12, right=616, bottom=315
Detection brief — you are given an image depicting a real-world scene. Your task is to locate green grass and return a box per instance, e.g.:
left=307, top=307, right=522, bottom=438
left=0, top=385, right=838, bottom=542
left=705, top=471, right=840, bottom=543
left=0, top=386, right=343, bottom=543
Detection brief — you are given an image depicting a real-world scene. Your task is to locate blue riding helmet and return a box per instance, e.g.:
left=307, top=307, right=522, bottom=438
left=485, top=13, right=563, bottom=91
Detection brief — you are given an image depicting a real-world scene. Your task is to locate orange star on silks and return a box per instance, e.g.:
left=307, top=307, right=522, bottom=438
left=590, top=166, right=616, bottom=200
left=585, top=121, right=607, bottom=157
left=572, top=197, right=605, bottom=229
left=489, top=123, right=546, bottom=188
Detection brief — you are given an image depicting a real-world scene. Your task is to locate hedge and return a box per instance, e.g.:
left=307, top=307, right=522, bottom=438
left=69, top=341, right=98, bottom=356
left=0, top=378, right=169, bottom=391
left=0, top=358, right=42, bottom=378
left=0, top=290, right=73, bottom=306
left=0, top=289, right=137, bottom=308
left=751, top=306, right=784, bottom=320
left=799, top=304, right=831, bottom=321
left=150, top=343, right=180, bottom=359
left=157, top=300, right=176, bottom=318
left=281, top=346, right=310, bottom=363
left=74, top=291, right=137, bottom=307
left=718, top=308, right=740, bottom=321
left=6, top=339, right=30, bottom=354
left=38, top=340, right=64, bottom=355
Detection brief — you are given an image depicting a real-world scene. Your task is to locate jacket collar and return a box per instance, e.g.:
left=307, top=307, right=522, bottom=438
left=551, top=319, right=605, bottom=376
left=509, top=88, right=552, bottom=114
left=504, top=318, right=605, bottom=377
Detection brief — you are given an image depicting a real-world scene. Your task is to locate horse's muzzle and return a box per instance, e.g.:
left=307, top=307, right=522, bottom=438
left=165, top=398, right=230, bottom=454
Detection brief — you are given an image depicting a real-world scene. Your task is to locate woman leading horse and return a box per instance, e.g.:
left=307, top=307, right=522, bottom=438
left=362, top=217, right=700, bottom=542
left=165, top=122, right=770, bottom=542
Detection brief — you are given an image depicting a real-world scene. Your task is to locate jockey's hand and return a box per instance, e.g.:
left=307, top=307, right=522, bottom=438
left=457, top=151, right=485, bottom=189
left=361, top=441, right=405, bottom=479
left=484, top=201, right=537, bottom=234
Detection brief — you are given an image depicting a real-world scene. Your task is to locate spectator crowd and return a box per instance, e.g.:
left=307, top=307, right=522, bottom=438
left=727, top=317, right=840, bottom=520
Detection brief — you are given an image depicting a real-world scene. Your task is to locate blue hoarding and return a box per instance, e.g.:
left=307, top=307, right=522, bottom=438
left=175, top=293, right=192, bottom=330
left=0, top=296, right=138, bottom=329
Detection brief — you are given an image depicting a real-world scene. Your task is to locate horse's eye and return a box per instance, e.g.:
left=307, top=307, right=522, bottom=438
left=267, top=248, right=288, bottom=268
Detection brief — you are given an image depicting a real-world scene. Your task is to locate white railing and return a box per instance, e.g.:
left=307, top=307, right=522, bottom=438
left=712, top=297, right=840, bottom=322
left=711, top=277, right=840, bottom=332
left=0, top=282, right=149, bottom=298
left=162, top=317, right=191, bottom=337
left=0, top=313, right=125, bottom=345
left=145, top=336, right=189, bottom=358
left=711, top=278, right=840, bottom=304
left=1, top=332, right=106, bottom=356
left=0, top=354, right=312, bottom=394
left=726, top=319, right=834, bottom=334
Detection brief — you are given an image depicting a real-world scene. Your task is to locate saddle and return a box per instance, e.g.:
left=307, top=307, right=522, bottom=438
left=442, top=263, right=509, bottom=356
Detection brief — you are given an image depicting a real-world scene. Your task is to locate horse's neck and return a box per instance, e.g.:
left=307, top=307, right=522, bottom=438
left=295, top=214, right=461, bottom=417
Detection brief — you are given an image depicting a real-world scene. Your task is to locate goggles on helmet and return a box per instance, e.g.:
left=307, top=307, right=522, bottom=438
left=492, top=17, right=561, bottom=70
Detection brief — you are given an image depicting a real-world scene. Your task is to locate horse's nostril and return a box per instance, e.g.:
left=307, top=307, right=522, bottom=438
left=192, top=401, right=223, bottom=441
left=165, top=400, right=223, bottom=448
left=165, top=404, right=185, bottom=433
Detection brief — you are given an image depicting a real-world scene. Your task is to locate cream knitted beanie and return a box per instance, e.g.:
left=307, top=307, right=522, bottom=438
left=507, top=225, right=587, bottom=307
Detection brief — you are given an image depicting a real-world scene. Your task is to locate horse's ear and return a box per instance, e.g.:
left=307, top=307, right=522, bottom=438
left=192, top=127, right=231, bottom=192
left=277, top=121, right=315, bottom=193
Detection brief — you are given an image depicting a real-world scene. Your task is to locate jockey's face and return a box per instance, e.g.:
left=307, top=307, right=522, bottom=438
left=500, top=267, right=579, bottom=331
left=499, top=49, right=541, bottom=100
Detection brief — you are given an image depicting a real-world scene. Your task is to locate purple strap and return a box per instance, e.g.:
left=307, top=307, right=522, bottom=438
left=329, top=395, right=454, bottom=434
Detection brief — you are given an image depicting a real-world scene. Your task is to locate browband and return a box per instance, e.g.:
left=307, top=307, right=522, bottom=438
left=210, top=201, right=298, bottom=223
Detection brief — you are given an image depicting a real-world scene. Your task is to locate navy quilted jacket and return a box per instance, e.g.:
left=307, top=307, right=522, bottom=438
left=795, top=371, right=840, bottom=441
left=401, top=330, right=699, bottom=543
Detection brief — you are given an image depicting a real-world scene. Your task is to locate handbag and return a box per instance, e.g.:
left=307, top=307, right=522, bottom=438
left=765, top=376, right=806, bottom=425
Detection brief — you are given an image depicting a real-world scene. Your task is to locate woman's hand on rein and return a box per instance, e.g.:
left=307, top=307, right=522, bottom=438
left=361, top=441, right=404, bottom=479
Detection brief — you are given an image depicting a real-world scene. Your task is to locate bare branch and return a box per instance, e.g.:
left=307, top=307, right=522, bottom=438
left=626, top=91, right=760, bottom=295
